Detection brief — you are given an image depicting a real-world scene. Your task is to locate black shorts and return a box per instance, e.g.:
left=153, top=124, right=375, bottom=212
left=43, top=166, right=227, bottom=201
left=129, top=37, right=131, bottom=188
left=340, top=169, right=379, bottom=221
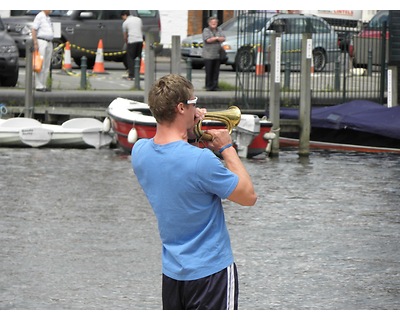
left=162, top=263, right=238, bottom=310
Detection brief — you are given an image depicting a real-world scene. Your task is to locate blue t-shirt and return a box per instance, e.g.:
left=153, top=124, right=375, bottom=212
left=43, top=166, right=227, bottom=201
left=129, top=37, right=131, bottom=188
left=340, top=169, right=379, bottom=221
left=131, top=139, right=239, bottom=281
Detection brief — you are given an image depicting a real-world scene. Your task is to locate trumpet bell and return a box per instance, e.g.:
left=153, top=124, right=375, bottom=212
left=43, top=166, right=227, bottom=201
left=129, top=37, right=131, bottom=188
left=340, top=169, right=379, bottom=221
left=194, top=106, right=241, bottom=141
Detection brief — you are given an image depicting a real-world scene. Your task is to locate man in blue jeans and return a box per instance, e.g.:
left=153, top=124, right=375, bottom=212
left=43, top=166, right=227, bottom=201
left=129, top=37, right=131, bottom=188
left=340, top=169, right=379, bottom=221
left=131, top=74, right=257, bottom=309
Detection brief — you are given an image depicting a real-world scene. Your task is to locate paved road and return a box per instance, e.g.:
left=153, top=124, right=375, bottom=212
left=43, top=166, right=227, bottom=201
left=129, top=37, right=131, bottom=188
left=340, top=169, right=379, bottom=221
left=15, top=57, right=237, bottom=92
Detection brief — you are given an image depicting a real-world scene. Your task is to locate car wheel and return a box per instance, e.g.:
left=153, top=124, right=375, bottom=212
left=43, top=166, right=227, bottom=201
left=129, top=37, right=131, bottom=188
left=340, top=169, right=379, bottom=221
left=51, top=40, right=64, bottom=70
left=0, top=66, right=19, bottom=87
left=235, top=46, right=255, bottom=72
left=313, top=48, right=326, bottom=72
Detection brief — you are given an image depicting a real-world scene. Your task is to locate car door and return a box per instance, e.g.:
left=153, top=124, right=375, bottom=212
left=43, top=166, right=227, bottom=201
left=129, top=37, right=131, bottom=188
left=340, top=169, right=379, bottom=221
left=281, top=17, right=308, bottom=67
left=98, top=10, right=124, bottom=52
left=64, top=10, right=106, bottom=53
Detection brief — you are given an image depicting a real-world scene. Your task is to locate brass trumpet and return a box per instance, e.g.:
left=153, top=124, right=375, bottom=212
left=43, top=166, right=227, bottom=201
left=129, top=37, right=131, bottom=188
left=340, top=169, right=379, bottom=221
left=194, top=106, right=241, bottom=141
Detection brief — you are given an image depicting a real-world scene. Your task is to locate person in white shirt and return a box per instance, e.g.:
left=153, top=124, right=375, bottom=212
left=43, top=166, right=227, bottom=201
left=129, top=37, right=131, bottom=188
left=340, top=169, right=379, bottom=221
left=121, top=10, right=144, bottom=81
left=31, top=10, right=54, bottom=92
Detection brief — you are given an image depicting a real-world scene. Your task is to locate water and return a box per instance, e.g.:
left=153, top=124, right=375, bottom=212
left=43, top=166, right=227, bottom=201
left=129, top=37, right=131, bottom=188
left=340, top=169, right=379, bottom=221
left=0, top=148, right=399, bottom=310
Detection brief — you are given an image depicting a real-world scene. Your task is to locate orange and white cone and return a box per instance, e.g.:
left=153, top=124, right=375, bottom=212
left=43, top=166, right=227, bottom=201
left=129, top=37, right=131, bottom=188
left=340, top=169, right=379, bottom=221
left=139, top=42, right=145, bottom=75
left=310, top=56, right=315, bottom=75
left=255, top=45, right=264, bottom=76
left=92, top=39, right=107, bottom=74
left=63, top=41, right=72, bottom=71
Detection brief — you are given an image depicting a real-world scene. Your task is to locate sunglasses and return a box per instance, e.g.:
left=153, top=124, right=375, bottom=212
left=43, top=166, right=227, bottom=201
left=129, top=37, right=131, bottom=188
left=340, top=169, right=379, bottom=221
left=186, top=96, right=198, bottom=106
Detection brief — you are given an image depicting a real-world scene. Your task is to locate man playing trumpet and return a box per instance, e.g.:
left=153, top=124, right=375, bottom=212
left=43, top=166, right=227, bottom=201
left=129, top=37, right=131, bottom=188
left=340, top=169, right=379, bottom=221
left=131, top=74, right=257, bottom=310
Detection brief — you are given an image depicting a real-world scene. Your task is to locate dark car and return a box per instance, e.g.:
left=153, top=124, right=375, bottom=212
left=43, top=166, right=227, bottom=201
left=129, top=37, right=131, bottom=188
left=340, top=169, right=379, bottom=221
left=3, top=10, right=162, bottom=69
left=0, top=16, right=19, bottom=87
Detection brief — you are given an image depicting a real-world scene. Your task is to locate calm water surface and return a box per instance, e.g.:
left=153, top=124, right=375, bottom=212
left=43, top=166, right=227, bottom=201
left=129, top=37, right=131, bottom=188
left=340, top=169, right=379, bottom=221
left=0, top=148, right=399, bottom=310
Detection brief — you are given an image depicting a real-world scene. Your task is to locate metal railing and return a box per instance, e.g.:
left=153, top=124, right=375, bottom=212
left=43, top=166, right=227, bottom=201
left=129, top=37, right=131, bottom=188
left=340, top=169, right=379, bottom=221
left=233, top=11, right=388, bottom=110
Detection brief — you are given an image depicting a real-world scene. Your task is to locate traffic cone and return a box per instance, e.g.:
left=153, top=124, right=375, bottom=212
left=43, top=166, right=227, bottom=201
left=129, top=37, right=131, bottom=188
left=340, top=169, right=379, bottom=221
left=63, top=41, right=72, bottom=72
left=139, top=42, right=145, bottom=75
left=92, top=39, right=107, bottom=74
left=255, top=45, right=264, bottom=76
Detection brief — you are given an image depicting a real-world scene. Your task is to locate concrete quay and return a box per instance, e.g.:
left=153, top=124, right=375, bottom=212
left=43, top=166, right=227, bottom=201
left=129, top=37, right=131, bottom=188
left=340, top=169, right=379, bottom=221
left=0, top=57, right=239, bottom=122
left=0, top=88, right=237, bottom=122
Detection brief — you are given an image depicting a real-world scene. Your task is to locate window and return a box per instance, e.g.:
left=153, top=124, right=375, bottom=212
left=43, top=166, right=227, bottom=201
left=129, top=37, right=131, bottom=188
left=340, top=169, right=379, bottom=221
left=368, top=11, right=389, bottom=29
left=137, top=10, right=157, bottom=18
left=270, top=19, right=286, bottom=33
left=310, top=18, right=330, bottom=33
left=101, top=11, right=121, bottom=20
left=286, top=18, right=307, bottom=34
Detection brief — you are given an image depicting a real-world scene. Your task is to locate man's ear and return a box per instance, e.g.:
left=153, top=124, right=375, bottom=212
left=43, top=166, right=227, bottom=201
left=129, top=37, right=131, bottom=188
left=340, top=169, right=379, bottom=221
left=177, top=102, right=185, bottom=113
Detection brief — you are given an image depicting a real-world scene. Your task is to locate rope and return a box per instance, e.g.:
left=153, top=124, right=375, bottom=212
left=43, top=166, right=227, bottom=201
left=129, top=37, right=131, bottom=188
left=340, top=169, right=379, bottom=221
left=54, top=41, right=161, bottom=57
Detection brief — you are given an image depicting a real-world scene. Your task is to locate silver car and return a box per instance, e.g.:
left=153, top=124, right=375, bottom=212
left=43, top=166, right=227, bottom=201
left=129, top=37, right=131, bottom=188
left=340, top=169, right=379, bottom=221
left=181, top=12, right=341, bottom=72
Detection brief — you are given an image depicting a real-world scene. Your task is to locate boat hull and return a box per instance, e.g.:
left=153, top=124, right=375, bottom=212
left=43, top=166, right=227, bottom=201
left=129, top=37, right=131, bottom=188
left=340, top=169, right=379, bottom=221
left=280, top=136, right=400, bottom=154
left=107, top=97, right=273, bottom=158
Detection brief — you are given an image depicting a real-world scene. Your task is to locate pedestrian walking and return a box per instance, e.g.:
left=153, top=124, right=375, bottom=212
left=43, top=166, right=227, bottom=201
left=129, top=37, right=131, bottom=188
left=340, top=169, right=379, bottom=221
left=131, top=74, right=257, bottom=309
left=31, top=10, right=54, bottom=92
left=202, top=16, right=226, bottom=91
left=121, top=10, right=143, bottom=81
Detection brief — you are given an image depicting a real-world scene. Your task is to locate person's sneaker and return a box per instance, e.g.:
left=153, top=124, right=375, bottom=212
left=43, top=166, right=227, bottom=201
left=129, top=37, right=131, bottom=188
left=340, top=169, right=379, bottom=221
left=122, top=76, right=134, bottom=81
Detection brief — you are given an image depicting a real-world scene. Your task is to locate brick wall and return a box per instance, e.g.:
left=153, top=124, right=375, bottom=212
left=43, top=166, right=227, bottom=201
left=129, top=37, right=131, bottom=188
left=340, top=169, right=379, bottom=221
left=187, top=10, right=234, bottom=36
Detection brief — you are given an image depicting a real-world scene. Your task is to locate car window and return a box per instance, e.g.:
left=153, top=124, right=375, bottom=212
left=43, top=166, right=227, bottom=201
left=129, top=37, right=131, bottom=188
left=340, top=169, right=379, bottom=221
left=287, top=18, right=308, bottom=34
left=99, top=11, right=121, bottom=20
left=221, top=15, right=267, bottom=33
left=23, top=10, right=68, bottom=17
left=269, top=19, right=287, bottom=33
left=137, top=10, right=158, bottom=18
left=310, top=18, right=330, bottom=33
left=0, top=18, right=4, bottom=31
left=367, top=11, right=388, bottom=29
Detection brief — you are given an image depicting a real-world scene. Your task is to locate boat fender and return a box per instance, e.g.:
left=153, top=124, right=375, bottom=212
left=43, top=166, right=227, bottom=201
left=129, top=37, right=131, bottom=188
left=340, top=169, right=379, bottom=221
left=127, top=128, right=138, bottom=144
left=263, top=132, right=276, bottom=140
left=103, top=117, right=111, bottom=132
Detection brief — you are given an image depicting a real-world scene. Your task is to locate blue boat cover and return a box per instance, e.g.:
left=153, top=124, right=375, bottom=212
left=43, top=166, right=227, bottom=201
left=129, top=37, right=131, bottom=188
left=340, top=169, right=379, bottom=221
left=279, top=100, right=400, bottom=140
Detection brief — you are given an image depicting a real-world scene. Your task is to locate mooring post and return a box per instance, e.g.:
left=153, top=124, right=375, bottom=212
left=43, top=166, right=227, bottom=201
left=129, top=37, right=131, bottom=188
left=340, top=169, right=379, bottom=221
left=298, top=34, right=312, bottom=156
left=80, top=56, right=87, bottom=90
left=144, top=32, right=155, bottom=104
left=186, top=58, right=192, bottom=82
left=24, top=39, right=34, bottom=118
left=171, top=35, right=181, bottom=74
left=134, top=57, right=141, bottom=89
left=268, top=33, right=282, bottom=157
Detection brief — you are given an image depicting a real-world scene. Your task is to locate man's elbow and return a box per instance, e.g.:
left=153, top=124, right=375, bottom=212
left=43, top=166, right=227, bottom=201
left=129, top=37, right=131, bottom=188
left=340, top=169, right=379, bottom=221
left=244, top=192, right=257, bottom=206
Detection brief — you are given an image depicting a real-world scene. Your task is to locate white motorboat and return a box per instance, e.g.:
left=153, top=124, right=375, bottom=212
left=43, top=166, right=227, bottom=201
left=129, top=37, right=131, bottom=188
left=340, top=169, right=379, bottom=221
left=106, top=97, right=275, bottom=158
left=0, top=117, right=112, bottom=149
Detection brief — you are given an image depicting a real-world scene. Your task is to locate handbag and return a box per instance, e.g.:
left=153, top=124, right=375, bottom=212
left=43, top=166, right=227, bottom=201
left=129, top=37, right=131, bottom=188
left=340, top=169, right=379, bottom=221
left=32, top=50, right=43, bottom=73
left=220, top=46, right=228, bottom=64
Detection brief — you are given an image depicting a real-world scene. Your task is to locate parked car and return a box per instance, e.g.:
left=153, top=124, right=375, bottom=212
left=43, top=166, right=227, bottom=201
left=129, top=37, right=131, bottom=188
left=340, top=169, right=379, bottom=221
left=0, top=16, right=19, bottom=87
left=180, top=13, right=263, bottom=69
left=349, top=10, right=389, bottom=68
left=181, top=12, right=341, bottom=72
left=2, top=10, right=162, bottom=69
